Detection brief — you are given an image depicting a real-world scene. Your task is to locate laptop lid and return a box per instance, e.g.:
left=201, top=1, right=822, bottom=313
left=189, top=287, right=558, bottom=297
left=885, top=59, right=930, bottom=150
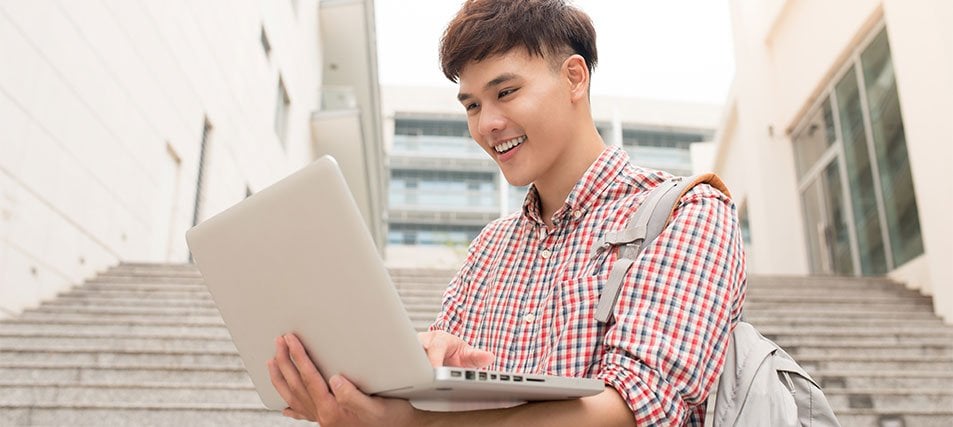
left=186, top=156, right=434, bottom=409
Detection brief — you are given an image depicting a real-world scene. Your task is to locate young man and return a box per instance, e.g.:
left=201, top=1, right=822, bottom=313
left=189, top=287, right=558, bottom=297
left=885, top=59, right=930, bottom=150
left=268, top=0, right=746, bottom=425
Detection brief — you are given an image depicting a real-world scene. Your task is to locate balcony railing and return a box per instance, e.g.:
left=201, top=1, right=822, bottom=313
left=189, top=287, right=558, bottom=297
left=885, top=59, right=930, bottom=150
left=389, top=188, right=499, bottom=212
left=624, top=145, right=693, bottom=174
left=392, top=134, right=485, bottom=157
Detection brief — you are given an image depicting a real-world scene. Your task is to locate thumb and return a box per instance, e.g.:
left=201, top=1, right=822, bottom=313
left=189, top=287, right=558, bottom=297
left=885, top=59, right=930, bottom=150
left=329, top=375, right=371, bottom=409
left=460, top=347, right=495, bottom=368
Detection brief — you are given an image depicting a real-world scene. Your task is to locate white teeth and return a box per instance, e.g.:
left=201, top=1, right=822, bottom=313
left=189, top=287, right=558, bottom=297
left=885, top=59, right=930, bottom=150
left=494, top=135, right=526, bottom=153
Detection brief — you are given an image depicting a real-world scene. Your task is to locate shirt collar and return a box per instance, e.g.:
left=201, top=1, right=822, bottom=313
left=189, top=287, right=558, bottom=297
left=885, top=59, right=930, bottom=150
left=521, top=145, right=630, bottom=226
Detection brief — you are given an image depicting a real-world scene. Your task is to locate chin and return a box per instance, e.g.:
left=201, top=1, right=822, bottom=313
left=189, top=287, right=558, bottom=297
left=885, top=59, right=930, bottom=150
left=501, top=171, right=533, bottom=187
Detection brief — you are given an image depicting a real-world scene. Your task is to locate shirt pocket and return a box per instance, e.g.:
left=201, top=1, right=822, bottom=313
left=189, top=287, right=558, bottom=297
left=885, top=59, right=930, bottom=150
left=542, top=273, right=608, bottom=377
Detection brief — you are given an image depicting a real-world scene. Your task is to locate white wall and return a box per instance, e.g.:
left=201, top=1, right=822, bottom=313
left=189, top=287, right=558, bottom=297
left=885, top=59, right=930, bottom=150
left=880, top=0, right=953, bottom=321
left=0, top=0, right=323, bottom=317
left=719, top=0, right=953, bottom=321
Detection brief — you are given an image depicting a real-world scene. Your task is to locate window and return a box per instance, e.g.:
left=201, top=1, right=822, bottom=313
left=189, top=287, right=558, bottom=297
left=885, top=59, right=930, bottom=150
left=395, top=119, right=470, bottom=138
left=387, top=223, right=484, bottom=246
left=860, top=29, right=923, bottom=266
left=274, top=76, right=291, bottom=147
left=388, top=169, right=498, bottom=210
left=791, top=24, right=922, bottom=276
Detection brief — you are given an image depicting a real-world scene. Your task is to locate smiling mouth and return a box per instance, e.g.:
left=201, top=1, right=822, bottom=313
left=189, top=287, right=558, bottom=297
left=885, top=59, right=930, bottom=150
left=493, top=135, right=526, bottom=154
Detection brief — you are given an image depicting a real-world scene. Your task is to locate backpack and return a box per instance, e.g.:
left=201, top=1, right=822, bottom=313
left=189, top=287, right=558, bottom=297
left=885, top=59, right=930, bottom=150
left=593, top=173, right=840, bottom=427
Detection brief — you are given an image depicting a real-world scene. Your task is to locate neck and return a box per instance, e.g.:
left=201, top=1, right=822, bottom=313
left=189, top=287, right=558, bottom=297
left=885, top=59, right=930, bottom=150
left=535, top=124, right=606, bottom=228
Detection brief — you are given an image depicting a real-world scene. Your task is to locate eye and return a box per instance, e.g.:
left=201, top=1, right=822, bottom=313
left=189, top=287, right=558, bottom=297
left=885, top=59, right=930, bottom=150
left=498, top=88, right=518, bottom=99
left=465, top=102, right=479, bottom=112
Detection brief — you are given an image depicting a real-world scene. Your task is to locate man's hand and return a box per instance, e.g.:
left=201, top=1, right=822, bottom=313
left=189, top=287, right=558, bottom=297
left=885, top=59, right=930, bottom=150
left=267, top=334, right=419, bottom=426
left=416, top=330, right=495, bottom=368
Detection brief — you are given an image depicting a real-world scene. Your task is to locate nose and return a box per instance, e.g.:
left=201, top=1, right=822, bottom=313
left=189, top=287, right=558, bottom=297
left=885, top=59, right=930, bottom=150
left=477, top=104, right=506, bottom=136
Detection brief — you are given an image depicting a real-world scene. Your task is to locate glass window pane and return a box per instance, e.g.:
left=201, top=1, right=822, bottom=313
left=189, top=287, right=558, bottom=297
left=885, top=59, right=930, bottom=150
left=822, top=161, right=853, bottom=275
left=836, top=66, right=887, bottom=275
left=792, top=98, right=837, bottom=179
left=802, top=179, right=826, bottom=274
left=800, top=161, right=853, bottom=275
left=861, top=28, right=924, bottom=266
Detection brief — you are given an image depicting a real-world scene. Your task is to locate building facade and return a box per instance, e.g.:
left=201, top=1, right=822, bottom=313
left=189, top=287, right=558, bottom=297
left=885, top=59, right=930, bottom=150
left=382, top=85, right=719, bottom=264
left=714, top=0, right=953, bottom=321
left=0, top=0, right=384, bottom=317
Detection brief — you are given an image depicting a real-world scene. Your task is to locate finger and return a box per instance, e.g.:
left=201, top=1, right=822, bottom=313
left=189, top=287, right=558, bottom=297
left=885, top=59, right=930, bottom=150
left=284, top=334, right=338, bottom=415
left=460, top=347, right=495, bottom=368
left=282, top=408, right=309, bottom=420
left=329, top=375, right=379, bottom=413
left=426, top=341, right=447, bottom=368
left=275, top=335, right=311, bottom=411
left=267, top=353, right=297, bottom=408
left=416, top=331, right=433, bottom=346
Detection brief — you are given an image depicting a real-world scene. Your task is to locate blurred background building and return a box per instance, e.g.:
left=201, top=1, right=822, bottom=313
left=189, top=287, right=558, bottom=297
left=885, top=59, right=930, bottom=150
left=715, top=0, right=952, bottom=322
left=0, top=0, right=385, bottom=318
left=381, top=85, right=720, bottom=267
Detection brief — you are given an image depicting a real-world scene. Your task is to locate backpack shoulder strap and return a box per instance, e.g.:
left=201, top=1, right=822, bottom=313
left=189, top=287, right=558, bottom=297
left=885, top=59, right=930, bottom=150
left=594, top=173, right=730, bottom=324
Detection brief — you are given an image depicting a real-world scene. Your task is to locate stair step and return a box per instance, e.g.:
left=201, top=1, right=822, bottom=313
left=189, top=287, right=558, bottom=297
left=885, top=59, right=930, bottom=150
left=0, top=366, right=251, bottom=384
left=833, top=411, right=953, bottom=427
left=746, top=316, right=945, bottom=327
left=0, top=323, right=230, bottom=338
left=61, top=289, right=213, bottom=300
left=746, top=308, right=939, bottom=319
left=0, top=336, right=237, bottom=353
left=0, top=349, right=241, bottom=368
left=28, top=305, right=221, bottom=316
left=13, top=312, right=225, bottom=325
left=42, top=297, right=217, bottom=308
left=0, top=406, right=308, bottom=426
left=772, top=335, right=953, bottom=347
left=823, top=389, right=953, bottom=412
left=788, top=345, right=953, bottom=358
left=814, top=371, right=953, bottom=389
left=796, top=357, right=953, bottom=371
left=0, top=383, right=260, bottom=405
left=756, top=326, right=953, bottom=336
left=81, top=282, right=209, bottom=293
left=745, top=299, right=933, bottom=309
left=750, top=275, right=904, bottom=287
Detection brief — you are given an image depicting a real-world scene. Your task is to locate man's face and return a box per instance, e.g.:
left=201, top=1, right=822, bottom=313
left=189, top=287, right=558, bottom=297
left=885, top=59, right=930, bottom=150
left=457, top=50, right=576, bottom=187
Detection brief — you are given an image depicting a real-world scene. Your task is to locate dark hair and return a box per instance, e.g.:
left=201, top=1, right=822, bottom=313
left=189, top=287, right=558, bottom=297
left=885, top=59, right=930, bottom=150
left=439, top=0, right=598, bottom=82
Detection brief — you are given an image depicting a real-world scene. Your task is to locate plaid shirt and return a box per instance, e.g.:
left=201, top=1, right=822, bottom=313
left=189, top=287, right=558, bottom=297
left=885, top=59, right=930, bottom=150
left=430, top=146, right=747, bottom=426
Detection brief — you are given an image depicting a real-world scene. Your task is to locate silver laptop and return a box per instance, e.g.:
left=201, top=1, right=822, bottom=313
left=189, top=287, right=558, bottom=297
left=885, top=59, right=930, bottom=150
left=185, top=156, right=604, bottom=411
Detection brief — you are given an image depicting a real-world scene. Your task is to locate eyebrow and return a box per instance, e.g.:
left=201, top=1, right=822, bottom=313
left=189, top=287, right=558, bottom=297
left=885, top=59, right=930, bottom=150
left=457, top=72, right=520, bottom=102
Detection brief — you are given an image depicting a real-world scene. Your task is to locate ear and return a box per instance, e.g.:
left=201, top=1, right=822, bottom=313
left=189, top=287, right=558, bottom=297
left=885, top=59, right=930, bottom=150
left=563, top=54, right=589, bottom=102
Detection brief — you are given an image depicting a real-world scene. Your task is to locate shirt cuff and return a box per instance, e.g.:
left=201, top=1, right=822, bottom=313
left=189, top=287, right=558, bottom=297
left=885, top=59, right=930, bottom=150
left=598, top=354, right=688, bottom=426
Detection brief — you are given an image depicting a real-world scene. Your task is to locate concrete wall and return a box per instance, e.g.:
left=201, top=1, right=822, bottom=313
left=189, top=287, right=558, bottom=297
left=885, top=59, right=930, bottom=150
left=0, top=0, right=323, bottom=317
left=718, top=0, right=953, bottom=321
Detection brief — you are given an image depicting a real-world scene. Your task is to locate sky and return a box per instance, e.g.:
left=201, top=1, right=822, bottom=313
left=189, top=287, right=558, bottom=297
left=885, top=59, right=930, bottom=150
left=375, top=0, right=736, bottom=105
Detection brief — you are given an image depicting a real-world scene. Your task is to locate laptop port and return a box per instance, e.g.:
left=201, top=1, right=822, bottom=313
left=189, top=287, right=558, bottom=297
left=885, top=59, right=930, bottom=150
left=478, top=372, right=487, bottom=380
left=450, top=370, right=462, bottom=378
left=490, top=374, right=497, bottom=380
left=500, top=375, right=510, bottom=381
left=465, top=371, right=475, bottom=380
left=513, top=376, right=523, bottom=382
left=526, top=378, right=544, bottom=383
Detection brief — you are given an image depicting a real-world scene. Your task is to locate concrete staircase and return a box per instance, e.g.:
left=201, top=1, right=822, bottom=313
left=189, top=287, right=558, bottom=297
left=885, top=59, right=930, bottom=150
left=1, top=263, right=952, bottom=426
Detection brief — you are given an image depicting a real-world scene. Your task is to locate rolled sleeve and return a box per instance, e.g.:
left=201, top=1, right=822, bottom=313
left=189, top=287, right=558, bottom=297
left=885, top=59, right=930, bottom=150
left=599, top=184, right=747, bottom=425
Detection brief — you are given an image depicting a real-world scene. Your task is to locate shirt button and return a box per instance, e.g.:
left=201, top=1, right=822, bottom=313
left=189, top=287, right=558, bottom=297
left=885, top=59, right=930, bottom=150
left=523, top=313, right=536, bottom=323
left=540, top=249, right=552, bottom=259
left=572, top=210, right=582, bottom=219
